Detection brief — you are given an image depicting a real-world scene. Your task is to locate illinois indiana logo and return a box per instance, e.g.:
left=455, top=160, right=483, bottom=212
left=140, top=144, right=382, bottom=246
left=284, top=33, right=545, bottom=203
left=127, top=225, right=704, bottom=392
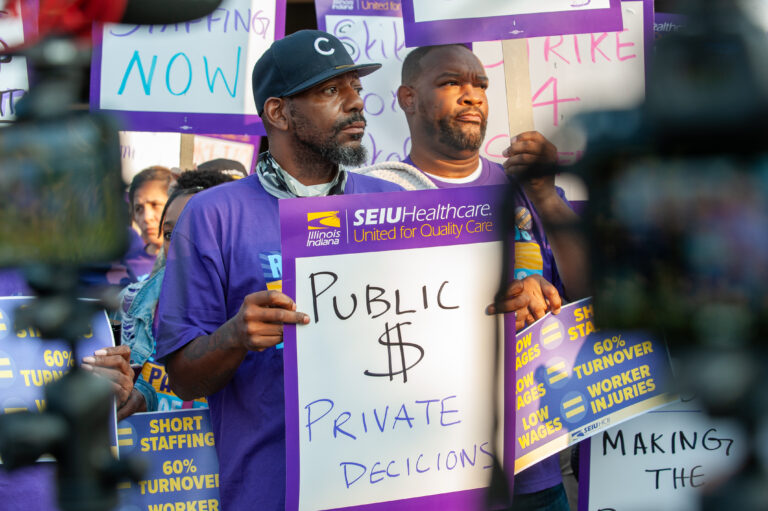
left=307, top=211, right=341, bottom=230
left=306, top=211, right=341, bottom=246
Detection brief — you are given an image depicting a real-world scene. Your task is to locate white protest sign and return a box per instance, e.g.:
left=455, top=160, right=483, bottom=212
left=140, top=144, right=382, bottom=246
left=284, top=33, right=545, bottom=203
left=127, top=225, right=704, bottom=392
left=584, top=399, right=748, bottom=511
left=119, top=132, right=258, bottom=183
left=412, top=0, right=612, bottom=23
left=193, top=135, right=256, bottom=173
left=475, top=0, right=649, bottom=200
left=323, top=14, right=413, bottom=165
left=0, top=9, right=29, bottom=123
left=119, top=131, right=181, bottom=184
left=281, top=187, right=512, bottom=510
left=94, top=0, right=279, bottom=133
left=294, top=244, right=502, bottom=508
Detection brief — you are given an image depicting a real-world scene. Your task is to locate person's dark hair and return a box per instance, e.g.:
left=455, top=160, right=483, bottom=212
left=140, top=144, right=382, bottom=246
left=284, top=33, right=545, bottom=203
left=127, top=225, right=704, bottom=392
left=197, top=158, right=248, bottom=178
left=175, top=169, right=238, bottom=190
left=158, top=169, right=236, bottom=230
left=401, top=44, right=468, bottom=85
left=128, top=165, right=173, bottom=208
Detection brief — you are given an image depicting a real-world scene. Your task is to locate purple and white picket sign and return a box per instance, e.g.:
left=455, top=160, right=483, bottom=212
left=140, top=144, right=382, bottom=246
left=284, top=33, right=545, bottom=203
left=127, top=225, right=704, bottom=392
left=90, top=0, right=285, bottom=135
left=513, top=297, right=677, bottom=474
left=193, top=134, right=259, bottom=174
left=117, top=408, right=220, bottom=510
left=401, top=0, right=624, bottom=47
left=315, top=0, right=413, bottom=167
left=0, top=1, right=37, bottom=123
left=280, top=186, right=515, bottom=510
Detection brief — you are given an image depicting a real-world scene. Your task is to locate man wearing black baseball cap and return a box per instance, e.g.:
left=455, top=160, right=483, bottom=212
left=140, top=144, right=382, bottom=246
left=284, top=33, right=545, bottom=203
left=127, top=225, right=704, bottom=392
left=251, top=29, right=383, bottom=194
left=155, top=30, right=402, bottom=510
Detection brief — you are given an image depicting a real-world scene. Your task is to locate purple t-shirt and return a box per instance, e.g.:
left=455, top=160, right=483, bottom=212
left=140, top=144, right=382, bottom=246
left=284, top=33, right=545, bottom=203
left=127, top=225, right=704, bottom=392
left=155, top=173, right=402, bottom=510
left=404, top=156, right=567, bottom=494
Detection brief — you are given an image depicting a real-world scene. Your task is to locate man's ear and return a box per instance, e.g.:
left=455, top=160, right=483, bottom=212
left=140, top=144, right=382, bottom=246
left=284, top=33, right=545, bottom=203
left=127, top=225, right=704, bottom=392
left=263, top=97, right=290, bottom=131
left=397, top=85, right=416, bottom=114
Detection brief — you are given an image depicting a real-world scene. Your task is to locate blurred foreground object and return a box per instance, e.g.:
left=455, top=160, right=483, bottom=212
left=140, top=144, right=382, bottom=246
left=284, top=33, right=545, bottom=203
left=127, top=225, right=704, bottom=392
left=575, top=1, right=768, bottom=509
left=0, top=33, right=142, bottom=511
left=0, top=35, right=127, bottom=268
left=5, top=0, right=225, bottom=40
left=0, top=0, right=226, bottom=508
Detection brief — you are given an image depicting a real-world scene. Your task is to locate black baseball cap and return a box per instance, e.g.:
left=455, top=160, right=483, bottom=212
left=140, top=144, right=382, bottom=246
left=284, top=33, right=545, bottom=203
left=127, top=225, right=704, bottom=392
left=252, top=30, right=381, bottom=115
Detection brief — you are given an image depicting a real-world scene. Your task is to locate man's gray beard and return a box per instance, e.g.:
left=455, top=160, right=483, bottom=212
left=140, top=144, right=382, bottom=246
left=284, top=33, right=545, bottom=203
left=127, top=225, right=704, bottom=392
left=290, top=111, right=369, bottom=168
left=437, top=117, right=486, bottom=152
left=313, top=139, right=368, bottom=167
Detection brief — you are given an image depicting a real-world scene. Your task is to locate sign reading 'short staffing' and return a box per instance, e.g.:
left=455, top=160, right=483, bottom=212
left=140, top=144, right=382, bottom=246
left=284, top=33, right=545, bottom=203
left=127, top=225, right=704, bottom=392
left=118, top=409, right=221, bottom=510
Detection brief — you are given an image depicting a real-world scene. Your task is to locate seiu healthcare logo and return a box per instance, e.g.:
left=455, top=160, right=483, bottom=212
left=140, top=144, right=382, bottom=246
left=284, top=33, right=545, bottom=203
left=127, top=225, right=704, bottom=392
left=306, top=211, right=342, bottom=247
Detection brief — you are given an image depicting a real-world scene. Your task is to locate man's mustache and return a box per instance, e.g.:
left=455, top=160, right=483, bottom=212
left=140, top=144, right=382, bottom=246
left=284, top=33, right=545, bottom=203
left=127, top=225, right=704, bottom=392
left=334, top=113, right=367, bottom=132
left=455, top=107, right=487, bottom=124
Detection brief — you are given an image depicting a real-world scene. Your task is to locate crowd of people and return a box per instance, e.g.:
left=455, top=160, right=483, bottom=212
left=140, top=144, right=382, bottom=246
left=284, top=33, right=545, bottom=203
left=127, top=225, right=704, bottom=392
left=3, top=29, right=591, bottom=511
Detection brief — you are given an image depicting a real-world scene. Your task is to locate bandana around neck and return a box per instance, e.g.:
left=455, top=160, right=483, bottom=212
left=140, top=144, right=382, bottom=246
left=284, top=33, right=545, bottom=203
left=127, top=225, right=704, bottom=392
left=255, top=151, right=348, bottom=199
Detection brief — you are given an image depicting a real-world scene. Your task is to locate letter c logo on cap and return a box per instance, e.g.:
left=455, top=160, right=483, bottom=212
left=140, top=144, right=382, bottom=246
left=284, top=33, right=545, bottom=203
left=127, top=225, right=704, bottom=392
left=314, top=37, right=335, bottom=56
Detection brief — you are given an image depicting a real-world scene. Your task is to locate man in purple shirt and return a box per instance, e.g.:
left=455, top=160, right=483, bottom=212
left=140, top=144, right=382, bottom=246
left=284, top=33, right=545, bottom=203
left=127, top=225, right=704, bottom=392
left=360, top=44, right=587, bottom=510
left=154, top=31, right=401, bottom=510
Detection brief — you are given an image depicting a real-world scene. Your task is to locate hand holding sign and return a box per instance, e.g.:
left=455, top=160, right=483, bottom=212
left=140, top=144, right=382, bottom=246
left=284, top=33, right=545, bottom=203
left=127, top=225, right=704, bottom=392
left=237, top=290, right=309, bottom=352
left=502, top=130, right=560, bottom=205
left=487, top=274, right=562, bottom=331
left=82, top=345, right=147, bottom=420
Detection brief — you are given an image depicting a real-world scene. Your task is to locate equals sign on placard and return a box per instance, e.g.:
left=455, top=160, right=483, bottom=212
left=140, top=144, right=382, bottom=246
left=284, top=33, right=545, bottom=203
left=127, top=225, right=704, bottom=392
left=546, top=361, right=569, bottom=385
left=117, top=427, right=134, bottom=447
left=540, top=322, right=563, bottom=349
left=562, top=394, right=586, bottom=420
left=0, top=357, right=13, bottom=380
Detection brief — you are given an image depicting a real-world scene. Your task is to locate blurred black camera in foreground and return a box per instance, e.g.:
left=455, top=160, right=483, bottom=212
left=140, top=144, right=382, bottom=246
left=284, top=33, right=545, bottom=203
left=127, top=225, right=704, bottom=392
left=0, top=1, right=224, bottom=510
left=583, top=5, right=768, bottom=342
left=565, top=3, right=768, bottom=509
left=0, top=36, right=138, bottom=509
left=0, top=111, right=128, bottom=267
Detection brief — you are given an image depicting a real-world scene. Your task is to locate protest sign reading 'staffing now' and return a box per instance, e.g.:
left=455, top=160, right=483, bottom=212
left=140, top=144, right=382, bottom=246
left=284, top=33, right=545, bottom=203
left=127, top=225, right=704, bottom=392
left=280, top=186, right=514, bottom=510
left=91, top=0, right=284, bottom=135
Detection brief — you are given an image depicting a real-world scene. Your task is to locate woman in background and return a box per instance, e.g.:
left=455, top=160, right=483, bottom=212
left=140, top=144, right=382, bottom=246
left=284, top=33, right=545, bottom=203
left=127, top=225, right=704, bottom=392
left=124, top=165, right=174, bottom=279
left=83, top=169, right=236, bottom=418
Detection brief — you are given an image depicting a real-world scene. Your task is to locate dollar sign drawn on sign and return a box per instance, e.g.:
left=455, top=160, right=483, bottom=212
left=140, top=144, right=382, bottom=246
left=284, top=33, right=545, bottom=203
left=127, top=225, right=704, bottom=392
left=364, top=321, right=425, bottom=383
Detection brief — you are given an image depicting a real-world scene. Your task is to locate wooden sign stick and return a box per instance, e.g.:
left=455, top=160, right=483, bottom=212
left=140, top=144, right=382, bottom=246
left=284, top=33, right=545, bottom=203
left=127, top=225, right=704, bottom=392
left=179, top=134, right=195, bottom=171
left=501, top=39, right=535, bottom=138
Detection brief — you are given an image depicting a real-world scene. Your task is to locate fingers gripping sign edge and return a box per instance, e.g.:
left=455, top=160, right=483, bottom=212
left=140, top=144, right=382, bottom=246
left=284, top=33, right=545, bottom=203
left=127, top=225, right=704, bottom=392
left=239, top=290, right=310, bottom=352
